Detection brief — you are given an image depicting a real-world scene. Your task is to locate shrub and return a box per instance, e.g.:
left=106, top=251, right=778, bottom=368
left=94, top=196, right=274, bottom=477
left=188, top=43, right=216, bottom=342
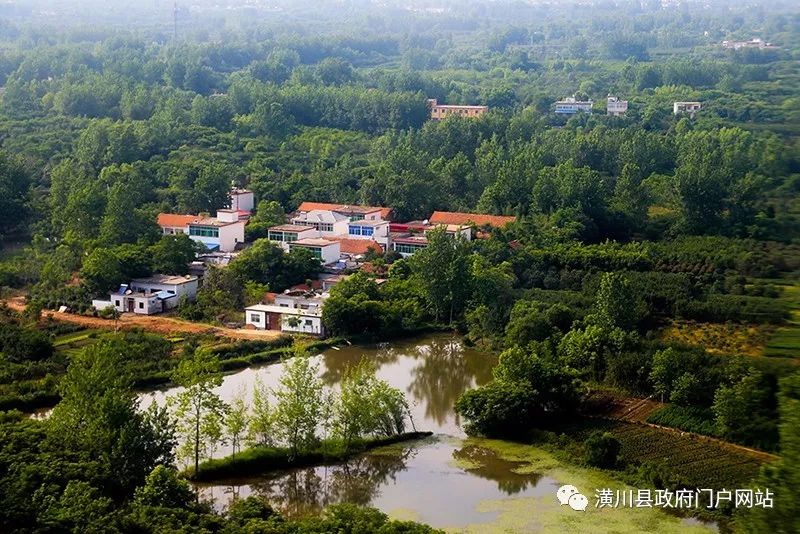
left=585, top=431, right=621, bottom=468
left=455, top=380, right=537, bottom=438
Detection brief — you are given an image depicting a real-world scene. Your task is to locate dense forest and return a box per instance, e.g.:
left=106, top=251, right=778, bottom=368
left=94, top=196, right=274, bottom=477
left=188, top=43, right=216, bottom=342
left=0, top=0, right=799, bottom=532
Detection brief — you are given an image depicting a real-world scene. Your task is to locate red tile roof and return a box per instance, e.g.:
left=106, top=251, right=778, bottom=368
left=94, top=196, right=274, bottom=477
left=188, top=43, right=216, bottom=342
left=428, top=211, right=516, bottom=228
left=291, top=280, right=323, bottom=291
left=326, top=237, right=383, bottom=255
left=298, top=201, right=393, bottom=221
left=157, top=213, right=196, bottom=228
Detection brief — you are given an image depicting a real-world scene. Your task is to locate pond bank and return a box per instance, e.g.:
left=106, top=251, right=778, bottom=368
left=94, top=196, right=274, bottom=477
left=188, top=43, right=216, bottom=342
left=190, top=431, right=433, bottom=482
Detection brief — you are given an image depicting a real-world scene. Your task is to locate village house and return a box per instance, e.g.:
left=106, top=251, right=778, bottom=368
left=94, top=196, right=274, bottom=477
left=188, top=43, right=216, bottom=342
left=296, top=201, right=392, bottom=221
left=267, top=201, right=392, bottom=259
left=722, top=38, right=777, bottom=50
left=288, top=238, right=341, bottom=264
left=229, top=188, right=255, bottom=219
left=554, top=96, right=593, bottom=114
left=389, top=220, right=472, bottom=257
left=245, top=290, right=327, bottom=335
left=673, top=101, right=702, bottom=117
left=267, top=224, right=319, bottom=250
left=157, top=209, right=245, bottom=252
left=96, top=274, right=199, bottom=315
left=290, top=209, right=350, bottom=236
left=427, top=98, right=488, bottom=120
left=606, top=96, right=628, bottom=117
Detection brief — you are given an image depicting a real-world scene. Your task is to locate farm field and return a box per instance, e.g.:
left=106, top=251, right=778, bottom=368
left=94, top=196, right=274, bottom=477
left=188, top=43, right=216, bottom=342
left=764, top=283, right=800, bottom=359
left=552, top=419, right=771, bottom=491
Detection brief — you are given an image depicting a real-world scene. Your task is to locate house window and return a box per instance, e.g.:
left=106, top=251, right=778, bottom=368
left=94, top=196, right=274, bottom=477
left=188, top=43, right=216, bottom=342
left=189, top=226, right=219, bottom=238
left=363, top=226, right=374, bottom=236
left=115, top=300, right=120, bottom=306
left=280, top=303, right=289, bottom=308
left=250, top=314, right=260, bottom=323
left=319, top=223, right=333, bottom=232
left=349, top=225, right=361, bottom=236
left=305, top=319, right=313, bottom=326
left=138, top=302, right=144, bottom=309
left=394, top=243, right=426, bottom=255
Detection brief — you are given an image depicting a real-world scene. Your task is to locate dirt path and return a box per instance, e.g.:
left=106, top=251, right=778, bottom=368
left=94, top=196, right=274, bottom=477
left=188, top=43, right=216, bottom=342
left=5, top=296, right=283, bottom=340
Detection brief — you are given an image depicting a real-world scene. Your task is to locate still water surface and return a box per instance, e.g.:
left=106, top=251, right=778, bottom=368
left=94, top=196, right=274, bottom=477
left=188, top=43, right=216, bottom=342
left=141, top=334, right=573, bottom=527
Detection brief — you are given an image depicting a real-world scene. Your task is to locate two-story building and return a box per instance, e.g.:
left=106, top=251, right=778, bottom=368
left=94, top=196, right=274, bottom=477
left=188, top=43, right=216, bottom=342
left=296, top=202, right=392, bottom=222
left=606, top=96, right=628, bottom=117
left=290, top=210, right=350, bottom=237
left=427, top=99, right=489, bottom=120
left=245, top=290, right=327, bottom=335
left=346, top=219, right=390, bottom=247
left=267, top=224, right=319, bottom=250
left=157, top=210, right=245, bottom=252
left=555, top=96, right=594, bottom=114
left=673, top=101, right=702, bottom=116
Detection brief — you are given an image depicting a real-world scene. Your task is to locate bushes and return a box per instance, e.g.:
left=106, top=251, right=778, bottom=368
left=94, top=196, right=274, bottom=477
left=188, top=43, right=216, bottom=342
left=0, top=321, right=53, bottom=362
left=585, top=431, right=621, bottom=468
left=455, top=347, right=581, bottom=438
left=676, top=294, right=788, bottom=324
left=455, top=380, right=539, bottom=438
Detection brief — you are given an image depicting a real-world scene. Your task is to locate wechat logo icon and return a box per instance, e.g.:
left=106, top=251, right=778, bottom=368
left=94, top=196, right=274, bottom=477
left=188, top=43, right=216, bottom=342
left=557, top=484, right=589, bottom=511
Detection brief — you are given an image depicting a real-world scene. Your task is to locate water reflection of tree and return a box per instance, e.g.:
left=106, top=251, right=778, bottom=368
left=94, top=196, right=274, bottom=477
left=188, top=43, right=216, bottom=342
left=408, top=338, right=492, bottom=427
left=452, top=445, right=542, bottom=495
left=243, top=446, right=415, bottom=519
left=319, top=345, right=400, bottom=386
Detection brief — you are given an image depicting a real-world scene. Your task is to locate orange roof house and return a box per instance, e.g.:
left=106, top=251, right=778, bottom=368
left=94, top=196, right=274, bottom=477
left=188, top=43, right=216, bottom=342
left=326, top=236, right=383, bottom=256
left=157, top=214, right=197, bottom=228
left=428, top=211, right=516, bottom=229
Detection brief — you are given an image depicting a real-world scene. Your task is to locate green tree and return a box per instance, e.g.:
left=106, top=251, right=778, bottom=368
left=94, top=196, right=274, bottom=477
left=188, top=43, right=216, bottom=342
left=225, top=392, right=249, bottom=461
left=169, top=349, right=228, bottom=477
left=149, top=234, right=197, bottom=275
left=591, top=272, right=646, bottom=330
left=247, top=377, right=275, bottom=447
left=0, top=152, right=29, bottom=240
left=737, top=373, right=800, bottom=533
left=48, top=339, right=176, bottom=496
left=410, top=228, right=473, bottom=323
left=272, top=352, right=324, bottom=456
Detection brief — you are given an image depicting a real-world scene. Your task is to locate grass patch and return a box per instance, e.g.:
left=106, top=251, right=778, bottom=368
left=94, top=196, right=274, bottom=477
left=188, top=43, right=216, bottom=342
left=190, top=431, right=433, bottom=482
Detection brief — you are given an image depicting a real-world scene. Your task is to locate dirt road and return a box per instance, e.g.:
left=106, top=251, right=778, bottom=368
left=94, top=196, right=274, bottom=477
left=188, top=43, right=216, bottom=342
left=5, top=296, right=282, bottom=340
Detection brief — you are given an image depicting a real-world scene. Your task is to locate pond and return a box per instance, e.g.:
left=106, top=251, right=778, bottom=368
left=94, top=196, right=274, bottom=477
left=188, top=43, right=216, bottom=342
left=143, top=334, right=717, bottom=532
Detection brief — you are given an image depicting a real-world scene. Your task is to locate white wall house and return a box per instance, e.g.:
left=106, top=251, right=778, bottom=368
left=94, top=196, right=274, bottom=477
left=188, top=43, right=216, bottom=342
left=607, top=96, right=628, bottom=116
left=291, top=209, right=350, bottom=237
left=347, top=219, right=390, bottom=247
left=267, top=224, right=319, bottom=251
left=158, top=211, right=245, bottom=252
left=229, top=188, right=254, bottom=213
left=108, top=275, right=198, bottom=315
left=673, top=102, right=702, bottom=116
left=555, top=96, right=593, bottom=114
left=392, top=236, right=430, bottom=257
left=289, top=238, right=341, bottom=264
left=245, top=291, right=327, bottom=335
